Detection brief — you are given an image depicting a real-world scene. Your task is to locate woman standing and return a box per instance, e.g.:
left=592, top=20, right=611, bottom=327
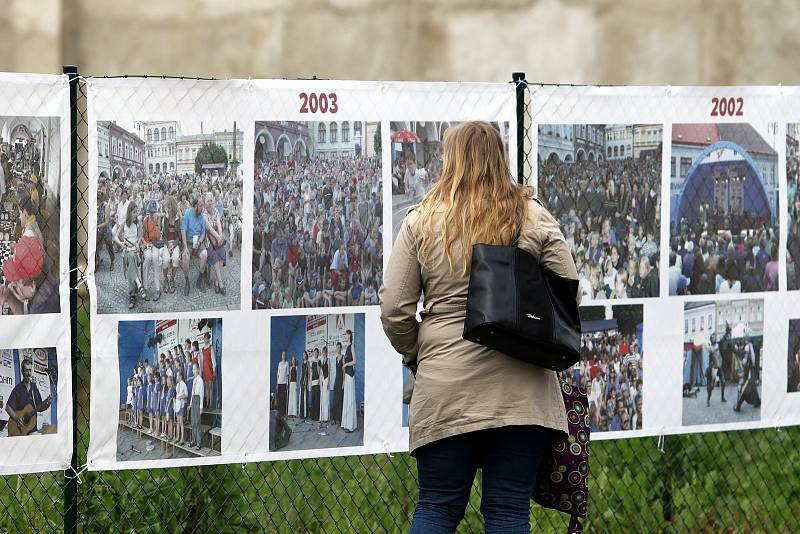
left=200, top=332, right=216, bottom=409
left=341, top=329, right=357, bottom=432
left=379, top=122, right=579, bottom=533
left=331, top=342, right=344, bottom=424
left=298, top=351, right=309, bottom=419
left=310, top=348, right=321, bottom=421
left=288, top=357, right=299, bottom=417
left=319, top=351, right=330, bottom=423
left=113, top=202, right=145, bottom=310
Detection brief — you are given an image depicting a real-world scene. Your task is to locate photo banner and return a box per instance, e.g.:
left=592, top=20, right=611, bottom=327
left=0, top=73, right=73, bottom=475
left=85, top=77, right=516, bottom=470
left=530, top=85, right=799, bottom=440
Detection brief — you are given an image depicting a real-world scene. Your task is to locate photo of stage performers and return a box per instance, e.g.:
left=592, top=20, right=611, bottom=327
left=269, top=313, right=365, bottom=452
left=0, top=347, right=57, bottom=438
left=788, top=319, right=800, bottom=393
left=538, top=124, right=662, bottom=301
left=390, top=121, right=511, bottom=243
left=116, top=318, right=222, bottom=461
left=559, top=304, right=644, bottom=433
left=0, top=116, right=62, bottom=315
left=252, top=121, right=382, bottom=310
left=95, top=120, right=244, bottom=313
left=669, top=123, right=779, bottom=295
left=682, top=299, right=763, bottom=426
left=786, top=124, right=800, bottom=291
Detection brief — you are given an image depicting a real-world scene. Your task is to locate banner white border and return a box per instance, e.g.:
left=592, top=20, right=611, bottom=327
left=0, top=73, right=73, bottom=475
left=86, top=77, right=516, bottom=470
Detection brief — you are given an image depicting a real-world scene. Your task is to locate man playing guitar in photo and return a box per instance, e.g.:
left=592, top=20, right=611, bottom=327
left=5, top=358, right=51, bottom=436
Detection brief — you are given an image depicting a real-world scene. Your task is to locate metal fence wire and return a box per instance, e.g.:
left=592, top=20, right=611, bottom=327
left=0, top=70, right=799, bottom=534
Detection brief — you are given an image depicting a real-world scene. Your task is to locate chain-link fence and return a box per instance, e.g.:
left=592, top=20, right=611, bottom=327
left=0, top=71, right=799, bottom=534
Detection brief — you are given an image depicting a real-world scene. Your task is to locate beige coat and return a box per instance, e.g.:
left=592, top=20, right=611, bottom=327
left=379, top=197, right=580, bottom=452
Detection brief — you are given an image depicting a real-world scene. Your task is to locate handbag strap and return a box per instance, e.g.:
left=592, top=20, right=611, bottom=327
left=567, top=515, right=583, bottom=534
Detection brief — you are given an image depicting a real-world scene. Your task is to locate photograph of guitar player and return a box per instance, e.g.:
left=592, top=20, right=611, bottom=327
left=4, top=358, right=52, bottom=436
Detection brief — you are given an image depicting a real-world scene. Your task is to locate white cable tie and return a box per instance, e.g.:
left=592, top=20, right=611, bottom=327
left=73, top=273, right=91, bottom=289
left=65, top=463, right=89, bottom=484
left=383, top=440, right=394, bottom=459
left=657, top=428, right=665, bottom=454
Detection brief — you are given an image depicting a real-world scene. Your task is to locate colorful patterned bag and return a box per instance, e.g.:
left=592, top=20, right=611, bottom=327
left=532, top=379, right=590, bottom=534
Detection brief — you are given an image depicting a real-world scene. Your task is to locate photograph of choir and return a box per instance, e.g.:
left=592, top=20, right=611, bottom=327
left=669, top=123, right=779, bottom=295
left=95, top=120, right=243, bottom=313
left=537, top=124, right=662, bottom=301
left=560, top=304, right=644, bottom=433
left=788, top=319, right=800, bottom=393
left=269, top=313, right=365, bottom=452
left=682, top=299, right=763, bottom=426
left=390, top=121, right=510, bottom=242
left=116, top=318, right=222, bottom=461
left=0, top=347, right=57, bottom=438
left=252, top=121, right=382, bottom=310
left=786, top=124, right=800, bottom=290
left=0, top=116, right=62, bottom=315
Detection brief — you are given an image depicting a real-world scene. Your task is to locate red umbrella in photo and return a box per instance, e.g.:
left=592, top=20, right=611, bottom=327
left=391, top=129, right=421, bottom=143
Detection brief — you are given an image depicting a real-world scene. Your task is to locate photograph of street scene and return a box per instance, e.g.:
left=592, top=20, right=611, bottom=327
left=95, top=120, right=244, bottom=313
left=538, top=124, right=662, bottom=301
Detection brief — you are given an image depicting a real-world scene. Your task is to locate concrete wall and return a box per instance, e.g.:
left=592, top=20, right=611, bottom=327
left=0, top=0, right=795, bottom=84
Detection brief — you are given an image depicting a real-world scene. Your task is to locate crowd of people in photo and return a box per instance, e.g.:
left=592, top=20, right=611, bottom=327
left=252, top=154, right=383, bottom=309
left=786, top=154, right=800, bottom=290
left=0, top=134, right=58, bottom=315
left=124, top=332, right=218, bottom=451
left=273, top=329, right=359, bottom=433
left=96, top=170, right=243, bottom=309
left=668, top=225, right=779, bottom=295
left=538, top=156, right=661, bottom=300
left=562, top=331, right=643, bottom=432
left=0, top=135, right=46, bottom=209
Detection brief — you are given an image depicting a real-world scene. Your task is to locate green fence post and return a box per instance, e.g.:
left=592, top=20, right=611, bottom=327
left=512, top=72, right=526, bottom=185
left=63, top=64, right=79, bottom=534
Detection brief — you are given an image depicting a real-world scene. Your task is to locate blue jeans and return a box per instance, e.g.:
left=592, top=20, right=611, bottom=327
left=409, top=425, right=552, bottom=534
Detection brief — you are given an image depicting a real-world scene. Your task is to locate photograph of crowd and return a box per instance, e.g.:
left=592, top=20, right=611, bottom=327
left=269, top=313, right=365, bottom=452
left=788, top=319, right=800, bottom=393
left=786, top=124, right=800, bottom=290
left=95, top=120, right=244, bottom=313
left=0, top=116, right=62, bottom=315
left=390, top=121, right=511, bottom=242
left=0, top=347, right=57, bottom=438
left=669, top=123, right=779, bottom=295
left=252, top=121, right=382, bottom=310
left=559, top=304, right=644, bottom=433
left=117, top=318, right=222, bottom=461
left=537, top=124, right=662, bottom=301
left=682, top=299, right=763, bottom=426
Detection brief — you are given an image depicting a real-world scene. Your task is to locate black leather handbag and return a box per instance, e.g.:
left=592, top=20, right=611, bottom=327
left=462, top=241, right=581, bottom=372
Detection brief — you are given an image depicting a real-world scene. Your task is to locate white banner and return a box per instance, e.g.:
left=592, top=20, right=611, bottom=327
left=0, top=73, right=72, bottom=476
left=85, top=77, right=516, bottom=470
left=530, top=85, right=799, bottom=439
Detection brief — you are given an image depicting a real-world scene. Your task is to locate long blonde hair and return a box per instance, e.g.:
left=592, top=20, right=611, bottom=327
left=416, top=121, right=533, bottom=275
